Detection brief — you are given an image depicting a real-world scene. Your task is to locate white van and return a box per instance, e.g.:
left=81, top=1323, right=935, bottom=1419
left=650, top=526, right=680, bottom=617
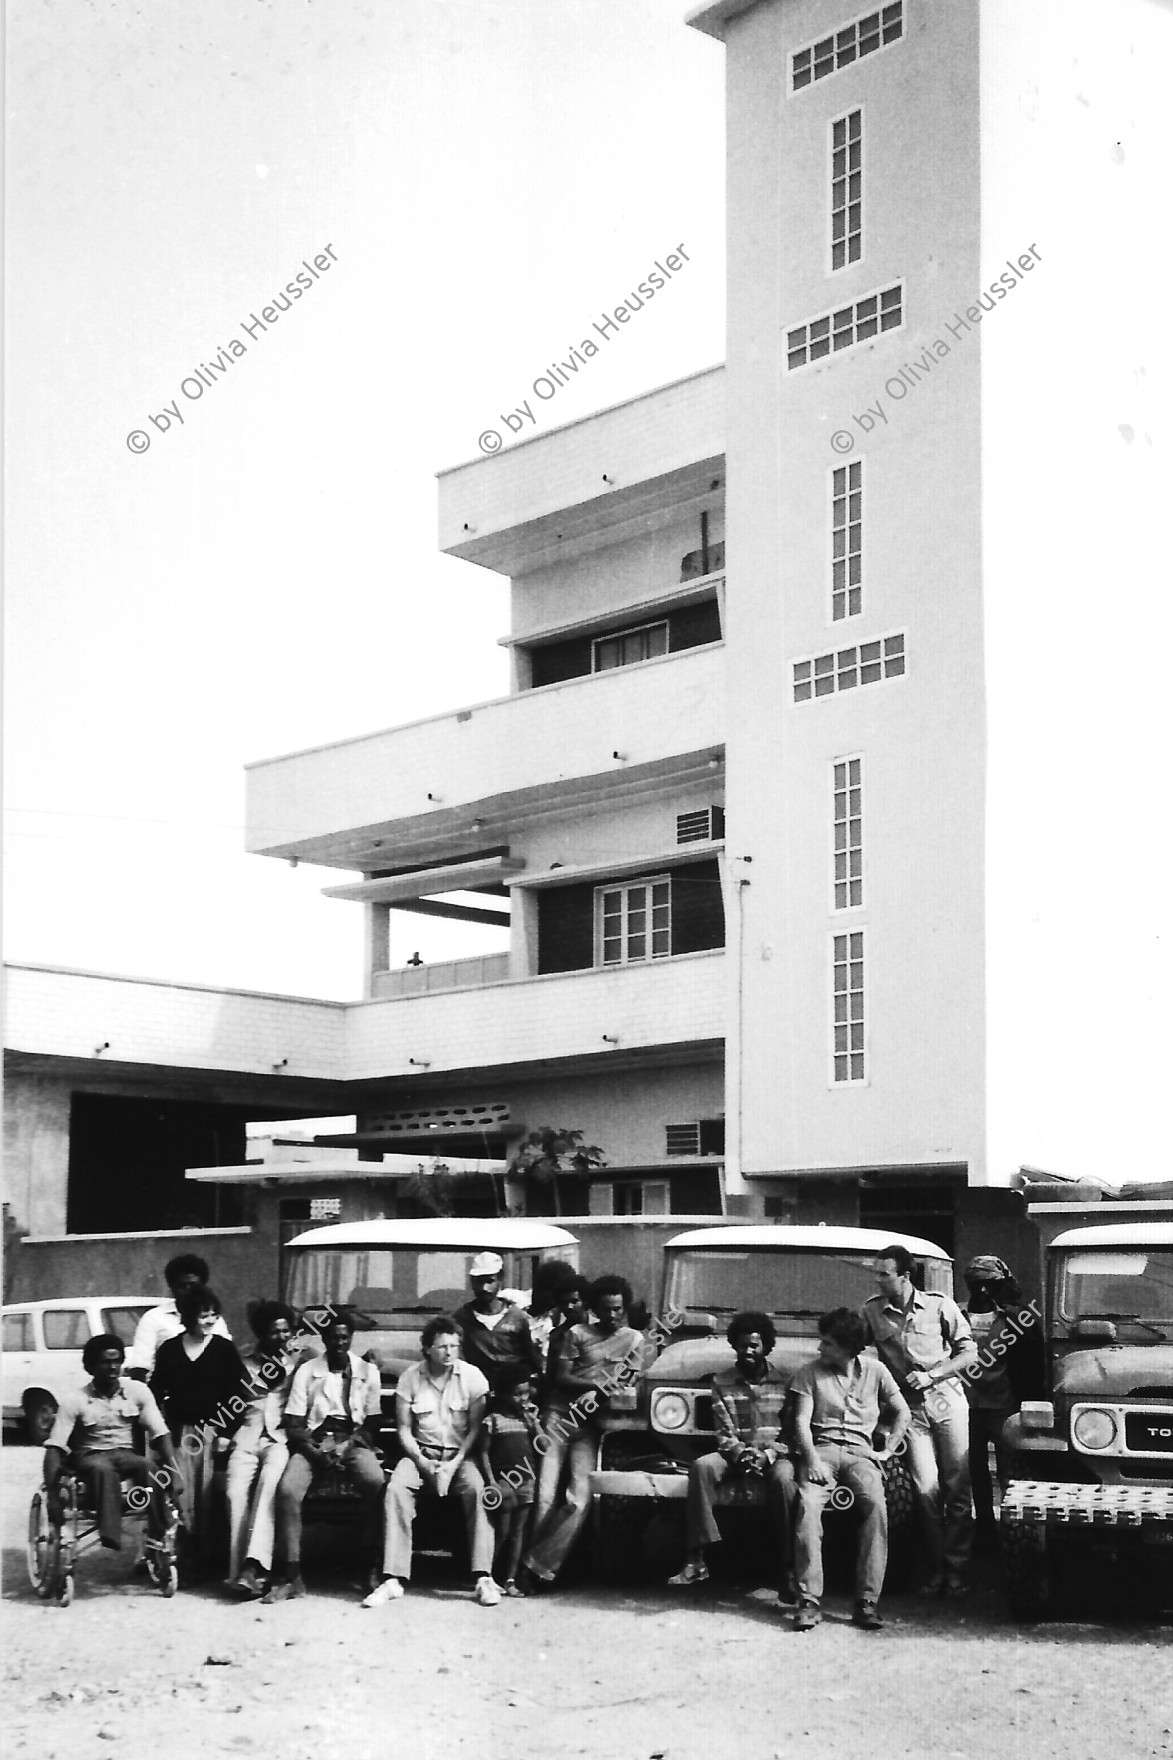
left=2, top=1296, right=156, bottom=1442
left=282, top=1217, right=579, bottom=1416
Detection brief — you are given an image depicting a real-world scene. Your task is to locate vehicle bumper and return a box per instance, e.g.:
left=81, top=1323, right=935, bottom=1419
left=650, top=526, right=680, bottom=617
left=591, top=1469, right=690, bottom=1500
left=1001, top=1480, right=1173, bottom=1526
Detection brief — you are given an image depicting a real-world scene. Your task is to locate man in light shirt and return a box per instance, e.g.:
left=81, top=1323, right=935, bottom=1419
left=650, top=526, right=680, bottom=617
left=862, top=1244, right=977, bottom=1596
left=364, top=1315, right=497, bottom=1607
left=125, top=1253, right=230, bottom=1378
left=791, top=1308, right=910, bottom=1631
left=264, top=1314, right=384, bottom=1603
left=44, top=1333, right=181, bottom=1552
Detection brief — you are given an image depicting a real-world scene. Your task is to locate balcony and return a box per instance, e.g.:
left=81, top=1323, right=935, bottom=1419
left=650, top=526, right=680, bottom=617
left=438, top=364, right=725, bottom=576
left=343, top=948, right=726, bottom=1081
left=371, top=953, right=510, bottom=1000
left=245, top=642, right=725, bottom=870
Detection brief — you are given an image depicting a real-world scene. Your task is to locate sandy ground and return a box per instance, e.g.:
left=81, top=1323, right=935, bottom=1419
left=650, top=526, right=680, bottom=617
left=3, top=1442, right=1171, bottom=1760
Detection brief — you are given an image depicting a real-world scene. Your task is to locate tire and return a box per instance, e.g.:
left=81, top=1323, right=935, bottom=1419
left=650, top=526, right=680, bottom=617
left=881, top=1454, right=916, bottom=1591
left=27, top=1489, right=53, bottom=1594
left=24, top=1395, right=58, bottom=1447
left=593, top=1494, right=650, bottom=1585
left=1000, top=1515, right=1053, bottom=1622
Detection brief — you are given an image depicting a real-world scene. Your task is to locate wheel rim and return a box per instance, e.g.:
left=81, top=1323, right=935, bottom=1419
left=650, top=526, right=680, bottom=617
left=26, top=1491, right=49, bottom=1590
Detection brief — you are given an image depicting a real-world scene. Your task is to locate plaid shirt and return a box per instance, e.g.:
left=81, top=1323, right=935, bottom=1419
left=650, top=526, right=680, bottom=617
left=710, top=1362, right=791, bottom=1462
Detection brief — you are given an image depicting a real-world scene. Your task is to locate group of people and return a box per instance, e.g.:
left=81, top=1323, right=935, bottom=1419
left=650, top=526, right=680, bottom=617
left=667, top=1246, right=1043, bottom=1628
left=43, top=1244, right=1042, bottom=1626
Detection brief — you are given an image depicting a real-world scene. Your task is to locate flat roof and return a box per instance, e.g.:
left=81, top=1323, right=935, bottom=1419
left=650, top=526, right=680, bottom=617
left=285, top=1219, right=578, bottom=1251
left=1051, top=1223, right=1173, bottom=1249
left=664, top=1224, right=951, bottom=1258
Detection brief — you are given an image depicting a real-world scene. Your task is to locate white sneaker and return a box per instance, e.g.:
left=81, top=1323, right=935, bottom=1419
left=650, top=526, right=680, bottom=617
left=361, top=1577, right=404, bottom=1607
left=473, top=1576, right=501, bottom=1607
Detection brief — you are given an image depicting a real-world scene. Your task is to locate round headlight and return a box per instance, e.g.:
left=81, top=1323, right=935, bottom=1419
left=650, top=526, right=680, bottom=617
left=653, top=1391, right=690, bottom=1431
left=1073, top=1407, right=1118, bottom=1451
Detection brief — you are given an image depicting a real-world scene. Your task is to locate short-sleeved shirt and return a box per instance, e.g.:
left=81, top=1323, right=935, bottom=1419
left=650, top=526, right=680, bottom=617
left=790, top=1355, right=902, bottom=1452
left=396, top=1359, right=489, bottom=1457
left=710, top=1363, right=791, bottom=1459
left=861, top=1289, right=974, bottom=1397
left=48, top=1376, right=168, bottom=1454
left=285, top=1352, right=382, bottom=1432
left=552, top=1322, right=645, bottom=1413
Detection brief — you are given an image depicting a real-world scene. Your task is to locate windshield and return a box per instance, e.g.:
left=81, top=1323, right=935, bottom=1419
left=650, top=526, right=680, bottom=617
left=666, top=1248, right=952, bottom=1318
left=286, top=1246, right=570, bottom=1326
left=1057, top=1249, right=1173, bottom=1326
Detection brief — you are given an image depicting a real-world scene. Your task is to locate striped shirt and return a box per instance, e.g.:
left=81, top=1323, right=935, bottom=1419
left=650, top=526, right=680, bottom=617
left=710, top=1362, right=791, bottom=1460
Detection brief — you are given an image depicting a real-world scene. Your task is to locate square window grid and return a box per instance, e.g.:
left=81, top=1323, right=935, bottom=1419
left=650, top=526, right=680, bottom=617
left=787, top=284, right=901, bottom=372
left=834, top=758, right=863, bottom=909
left=793, top=632, right=904, bottom=702
left=833, top=930, right=865, bottom=1082
left=832, top=459, right=862, bottom=619
left=599, top=878, right=672, bottom=966
left=831, top=111, right=862, bottom=270
left=792, top=3, right=902, bottom=91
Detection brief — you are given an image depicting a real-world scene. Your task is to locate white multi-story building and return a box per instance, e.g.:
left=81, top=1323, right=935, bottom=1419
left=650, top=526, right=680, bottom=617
left=244, top=0, right=1170, bottom=1241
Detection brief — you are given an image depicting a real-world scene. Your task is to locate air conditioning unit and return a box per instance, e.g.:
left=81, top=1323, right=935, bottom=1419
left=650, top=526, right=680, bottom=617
left=666, top=1120, right=726, bottom=1156
left=676, top=805, right=725, bottom=845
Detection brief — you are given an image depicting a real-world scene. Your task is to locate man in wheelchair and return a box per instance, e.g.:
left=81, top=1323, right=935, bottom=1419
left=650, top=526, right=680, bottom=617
left=44, top=1333, right=182, bottom=1551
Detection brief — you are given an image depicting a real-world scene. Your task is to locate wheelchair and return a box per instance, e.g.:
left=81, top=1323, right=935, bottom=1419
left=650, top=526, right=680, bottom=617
left=27, top=1467, right=180, bottom=1606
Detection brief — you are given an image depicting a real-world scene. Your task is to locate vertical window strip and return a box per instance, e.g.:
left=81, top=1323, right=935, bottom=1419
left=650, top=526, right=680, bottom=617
left=833, top=757, right=863, bottom=910
left=833, top=929, right=866, bottom=1082
left=832, top=459, right=862, bottom=620
left=831, top=111, right=862, bottom=271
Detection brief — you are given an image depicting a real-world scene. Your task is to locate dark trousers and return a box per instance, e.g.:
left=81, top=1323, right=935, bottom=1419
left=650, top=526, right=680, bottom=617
left=73, top=1449, right=170, bottom=1548
left=274, top=1441, right=384, bottom=1570
left=969, top=1405, right=1014, bottom=1538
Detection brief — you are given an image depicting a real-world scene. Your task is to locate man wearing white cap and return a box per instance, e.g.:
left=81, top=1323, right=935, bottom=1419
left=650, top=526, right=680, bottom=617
left=453, top=1252, right=542, bottom=1394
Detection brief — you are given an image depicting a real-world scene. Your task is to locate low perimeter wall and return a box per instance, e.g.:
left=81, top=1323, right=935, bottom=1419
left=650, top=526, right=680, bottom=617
left=5, top=1228, right=278, bottom=1345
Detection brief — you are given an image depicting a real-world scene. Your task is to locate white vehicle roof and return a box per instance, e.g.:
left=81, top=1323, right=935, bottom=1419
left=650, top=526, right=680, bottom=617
left=1051, top=1223, right=1173, bottom=1249
left=664, top=1224, right=951, bottom=1259
left=1, top=1296, right=153, bottom=1312
left=284, top=1219, right=578, bottom=1251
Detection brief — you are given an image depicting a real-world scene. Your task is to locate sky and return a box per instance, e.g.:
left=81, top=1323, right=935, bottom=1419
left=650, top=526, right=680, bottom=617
left=5, top=0, right=726, bottom=1001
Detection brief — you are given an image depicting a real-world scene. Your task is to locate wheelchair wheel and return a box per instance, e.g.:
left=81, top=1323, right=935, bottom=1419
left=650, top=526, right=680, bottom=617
left=27, top=1488, right=56, bottom=1596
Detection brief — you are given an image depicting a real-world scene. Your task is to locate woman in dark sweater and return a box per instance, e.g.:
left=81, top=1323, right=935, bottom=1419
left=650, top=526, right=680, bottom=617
left=151, top=1284, right=247, bottom=1564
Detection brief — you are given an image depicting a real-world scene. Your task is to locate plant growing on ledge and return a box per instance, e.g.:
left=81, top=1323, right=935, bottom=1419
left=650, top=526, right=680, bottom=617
left=506, top=1128, right=606, bottom=1218
left=403, top=1161, right=460, bottom=1218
